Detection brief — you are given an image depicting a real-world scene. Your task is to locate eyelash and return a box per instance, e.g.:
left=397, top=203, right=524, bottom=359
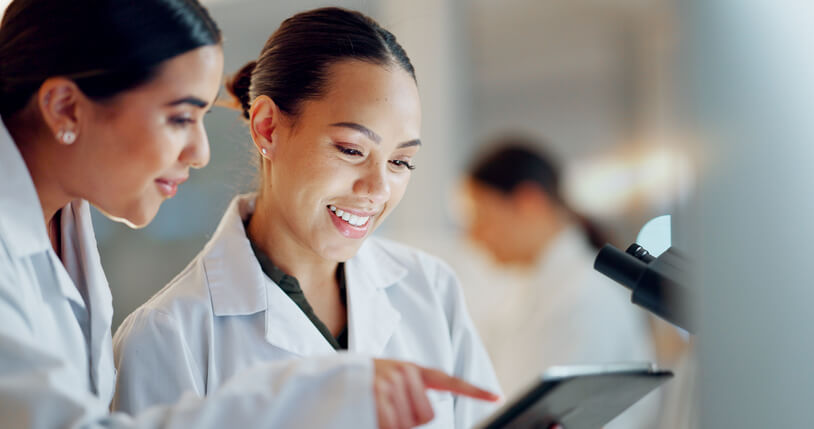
left=391, top=160, right=417, bottom=170
left=334, top=145, right=416, bottom=171
left=337, top=146, right=363, bottom=157
left=169, top=116, right=195, bottom=127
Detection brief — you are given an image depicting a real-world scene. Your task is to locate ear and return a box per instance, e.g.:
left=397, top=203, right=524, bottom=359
left=37, top=77, right=83, bottom=144
left=249, top=95, right=282, bottom=160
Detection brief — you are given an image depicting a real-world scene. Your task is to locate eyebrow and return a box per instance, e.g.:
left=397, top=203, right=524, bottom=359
left=331, top=122, right=381, bottom=144
left=166, top=96, right=209, bottom=108
left=330, top=122, right=422, bottom=148
left=398, top=139, right=422, bottom=148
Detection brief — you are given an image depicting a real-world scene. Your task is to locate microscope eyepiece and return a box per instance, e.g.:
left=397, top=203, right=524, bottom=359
left=594, top=243, right=694, bottom=333
left=626, top=243, right=656, bottom=263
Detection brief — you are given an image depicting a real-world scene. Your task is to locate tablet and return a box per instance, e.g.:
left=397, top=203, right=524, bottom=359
left=476, top=362, right=673, bottom=429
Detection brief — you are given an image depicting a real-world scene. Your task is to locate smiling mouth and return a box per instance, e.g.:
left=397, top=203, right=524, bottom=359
left=328, top=205, right=371, bottom=227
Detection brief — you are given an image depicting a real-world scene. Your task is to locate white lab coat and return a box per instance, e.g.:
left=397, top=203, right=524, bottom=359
left=112, top=194, right=501, bottom=429
left=0, top=118, right=380, bottom=428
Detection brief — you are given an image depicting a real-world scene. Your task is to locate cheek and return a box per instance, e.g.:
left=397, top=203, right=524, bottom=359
left=388, top=174, right=411, bottom=203
left=378, top=174, right=410, bottom=218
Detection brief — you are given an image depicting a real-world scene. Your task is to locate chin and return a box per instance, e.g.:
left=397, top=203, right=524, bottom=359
left=96, top=202, right=160, bottom=230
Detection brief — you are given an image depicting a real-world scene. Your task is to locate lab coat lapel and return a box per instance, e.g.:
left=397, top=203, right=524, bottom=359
left=263, top=278, right=336, bottom=356
left=61, top=200, right=116, bottom=399
left=204, top=195, right=335, bottom=357
left=345, top=239, right=406, bottom=355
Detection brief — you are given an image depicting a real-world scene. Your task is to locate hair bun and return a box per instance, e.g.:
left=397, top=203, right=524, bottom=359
left=225, top=60, right=257, bottom=119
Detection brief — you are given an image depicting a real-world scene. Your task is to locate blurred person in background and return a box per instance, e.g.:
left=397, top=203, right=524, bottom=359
left=0, top=1, right=498, bottom=428
left=112, top=7, right=500, bottom=429
left=457, top=137, right=659, bottom=428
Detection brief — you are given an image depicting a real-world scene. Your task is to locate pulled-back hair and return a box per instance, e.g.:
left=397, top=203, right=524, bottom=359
left=226, top=7, right=415, bottom=120
left=0, top=0, right=221, bottom=117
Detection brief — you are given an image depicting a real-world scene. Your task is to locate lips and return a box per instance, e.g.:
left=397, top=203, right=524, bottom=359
left=155, top=176, right=187, bottom=198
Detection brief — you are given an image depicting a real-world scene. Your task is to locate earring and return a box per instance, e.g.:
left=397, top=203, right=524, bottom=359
left=57, top=129, right=76, bottom=145
left=261, top=147, right=268, bottom=155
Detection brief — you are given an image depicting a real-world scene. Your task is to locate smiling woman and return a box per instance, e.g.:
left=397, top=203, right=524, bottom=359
left=111, top=7, right=502, bottom=429
left=0, top=0, right=224, bottom=228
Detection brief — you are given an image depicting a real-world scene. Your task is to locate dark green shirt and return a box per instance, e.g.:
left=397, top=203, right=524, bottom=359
left=247, top=237, right=348, bottom=350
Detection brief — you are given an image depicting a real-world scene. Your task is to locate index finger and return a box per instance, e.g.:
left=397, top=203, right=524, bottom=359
left=419, top=367, right=500, bottom=402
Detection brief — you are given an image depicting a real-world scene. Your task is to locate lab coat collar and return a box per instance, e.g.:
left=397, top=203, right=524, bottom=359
left=345, top=238, right=406, bottom=354
left=203, top=194, right=407, bottom=356
left=535, top=225, right=593, bottom=285
left=0, top=117, right=52, bottom=258
left=61, top=200, right=115, bottom=396
left=203, top=194, right=334, bottom=356
left=203, top=194, right=268, bottom=317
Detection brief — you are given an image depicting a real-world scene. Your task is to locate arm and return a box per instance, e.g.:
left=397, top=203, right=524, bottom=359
left=0, top=259, right=377, bottom=429
left=0, top=255, right=496, bottom=429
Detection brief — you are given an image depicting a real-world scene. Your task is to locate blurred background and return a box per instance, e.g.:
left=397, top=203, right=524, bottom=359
left=7, top=0, right=814, bottom=427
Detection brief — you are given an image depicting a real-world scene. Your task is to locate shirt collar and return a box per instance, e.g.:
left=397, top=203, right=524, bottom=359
left=0, top=117, right=52, bottom=257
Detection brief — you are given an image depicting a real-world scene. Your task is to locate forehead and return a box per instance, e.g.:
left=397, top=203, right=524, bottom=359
left=298, top=60, right=421, bottom=140
left=111, top=45, right=224, bottom=106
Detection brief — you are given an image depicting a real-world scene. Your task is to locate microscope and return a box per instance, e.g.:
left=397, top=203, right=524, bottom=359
left=593, top=221, right=694, bottom=333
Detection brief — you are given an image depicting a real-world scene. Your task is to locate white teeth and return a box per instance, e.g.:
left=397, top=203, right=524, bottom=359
left=330, top=206, right=370, bottom=227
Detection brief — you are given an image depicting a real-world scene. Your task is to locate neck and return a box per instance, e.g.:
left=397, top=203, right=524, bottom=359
left=4, top=114, right=72, bottom=244
left=247, top=193, right=338, bottom=292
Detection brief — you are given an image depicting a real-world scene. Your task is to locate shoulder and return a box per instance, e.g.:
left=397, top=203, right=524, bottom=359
left=362, top=236, right=462, bottom=303
left=363, top=235, right=456, bottom=273
left=114, top=252, right=212, bottom=345
left=147, top=253, right=212, bottom=316
left=364, top=235, right=459, bottom=282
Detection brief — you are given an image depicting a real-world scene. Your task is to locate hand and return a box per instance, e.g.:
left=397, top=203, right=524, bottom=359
left=373, top=359, right=499, bottom=429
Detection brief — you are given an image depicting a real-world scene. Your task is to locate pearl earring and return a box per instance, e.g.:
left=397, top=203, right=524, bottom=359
left=261, top=148, right=268, bottom=155
left=57, top=130, right=76, bottom=145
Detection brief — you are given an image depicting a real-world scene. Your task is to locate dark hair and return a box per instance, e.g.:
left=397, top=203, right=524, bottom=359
left=0, top=0, right=221, bottom=118
left=469, top=136, right=610, bottom=249
left=226, top=7, right=415, bottom=120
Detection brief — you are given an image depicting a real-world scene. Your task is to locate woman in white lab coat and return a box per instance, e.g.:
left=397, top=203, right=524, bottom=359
left=459, top=140, right=659, bottom=428
left=0, top=2, right=495, bottom=428
left=112, top=7, right=502, bottom=429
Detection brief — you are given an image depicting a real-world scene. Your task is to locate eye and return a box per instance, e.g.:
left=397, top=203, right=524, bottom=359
left=334, top=144, right=364, bottom=157
left=390, top=159, right=416, bottom=171
left=169, top=114, right=195, bottom=127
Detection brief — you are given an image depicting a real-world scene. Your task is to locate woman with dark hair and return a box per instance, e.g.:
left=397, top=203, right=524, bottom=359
left=460, top=138, right=658, bottom=428
left=113, top=7, right=501, bottom=429
left=0, top=2, right=494, bottom=428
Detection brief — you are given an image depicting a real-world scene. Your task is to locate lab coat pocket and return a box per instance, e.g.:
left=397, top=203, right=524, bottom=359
left=420, top=392, right=455, bottom=429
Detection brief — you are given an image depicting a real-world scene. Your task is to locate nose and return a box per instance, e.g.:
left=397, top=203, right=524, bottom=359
left=353, top=160, right=391, bottom=206
left=180, top=124, right=211, bottom=169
